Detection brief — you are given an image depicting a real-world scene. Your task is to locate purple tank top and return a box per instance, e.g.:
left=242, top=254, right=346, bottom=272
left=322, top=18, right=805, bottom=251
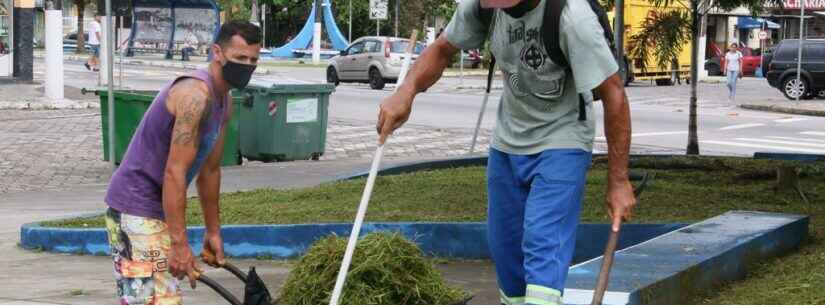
left=105, top=69, right=231, bottom=219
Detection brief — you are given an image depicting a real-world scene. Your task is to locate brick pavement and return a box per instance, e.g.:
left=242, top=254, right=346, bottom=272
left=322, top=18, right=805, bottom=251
left=0, top=109, right=110, bottom=194
left=0, top=109, right=679, bottom=195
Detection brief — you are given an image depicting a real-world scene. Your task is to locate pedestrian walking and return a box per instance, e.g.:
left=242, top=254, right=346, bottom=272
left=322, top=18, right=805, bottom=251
left=725, top=43, right=744, bottom=102
left=376, top=0, right=636, bottom=304
left=103, top=21, right=261, bottom=305
left=86, top=14, right=102, bottom=71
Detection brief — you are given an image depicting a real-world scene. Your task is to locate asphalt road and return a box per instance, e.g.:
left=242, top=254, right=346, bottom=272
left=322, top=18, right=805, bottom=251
left=45, top=60, right=825, bottom=156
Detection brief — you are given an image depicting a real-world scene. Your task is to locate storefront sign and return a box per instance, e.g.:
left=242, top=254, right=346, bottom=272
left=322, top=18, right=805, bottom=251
left=774, top=0, right=825, bottom=10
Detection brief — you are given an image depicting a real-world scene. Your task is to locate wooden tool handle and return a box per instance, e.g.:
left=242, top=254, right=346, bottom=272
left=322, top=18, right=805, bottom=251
left=590, top=229, right=620, bottom=305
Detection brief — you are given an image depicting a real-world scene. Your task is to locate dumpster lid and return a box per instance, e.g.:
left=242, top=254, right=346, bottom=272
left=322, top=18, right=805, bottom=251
left=244, top=80, right=336, bottom=94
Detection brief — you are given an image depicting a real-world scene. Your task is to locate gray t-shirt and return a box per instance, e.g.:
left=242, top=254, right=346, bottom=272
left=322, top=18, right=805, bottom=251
left=444, top=0, right=618, bottom=154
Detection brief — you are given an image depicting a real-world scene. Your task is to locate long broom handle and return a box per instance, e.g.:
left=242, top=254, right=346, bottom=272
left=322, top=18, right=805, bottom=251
left=590, top=229, right=620, bottom=305
left=329, top=145, right=385, bottom=305
left=329, top=30, right=419, bottom=305
left=591, top=184, right=646, bottom=305
left=469, top=59, right=496, bottom=155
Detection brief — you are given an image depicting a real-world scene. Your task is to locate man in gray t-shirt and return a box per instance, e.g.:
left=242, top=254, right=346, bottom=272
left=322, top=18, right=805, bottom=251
left=377, top=0, right=636, bottom=303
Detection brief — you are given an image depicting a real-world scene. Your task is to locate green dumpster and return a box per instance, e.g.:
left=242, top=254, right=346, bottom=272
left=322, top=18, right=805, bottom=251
left=238, top=83, right=335, bottom=162
left=98, top=90, right=242, bottom=166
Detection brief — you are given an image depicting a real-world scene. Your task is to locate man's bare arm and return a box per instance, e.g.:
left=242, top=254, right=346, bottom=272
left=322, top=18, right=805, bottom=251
left=398, top=36, right=461, bottom=96
left=377, top=36, right=461, bottom=143
left=596, top=73, right=635, bottom=231
left=163, top=79, right=210, bottom=248
left=196, top=123, right=227, bottom=266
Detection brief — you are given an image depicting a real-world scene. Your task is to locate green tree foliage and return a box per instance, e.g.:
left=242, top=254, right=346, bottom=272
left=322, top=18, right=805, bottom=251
left=218, top=0, right=252, bottom=21
left=627, top=9, right=691, bottom=71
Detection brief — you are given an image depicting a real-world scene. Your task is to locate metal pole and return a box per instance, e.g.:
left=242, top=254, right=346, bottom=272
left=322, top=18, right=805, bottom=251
left=377, top=19, right=380, bottom=36
left=795, top=0, right=805, bottom=102
left=394, top=0, right=398, bottom=37
left=459, top=50, right=464, bottom=86
left=615, top=0, right=626, bottom=81
left=106, top=0, right=115, bottom=169
left=348, top=0, right=352, bottom=42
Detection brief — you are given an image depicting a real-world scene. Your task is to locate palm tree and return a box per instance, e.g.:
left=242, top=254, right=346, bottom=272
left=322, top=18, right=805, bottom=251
left=627, top=0, right=782, bottom=155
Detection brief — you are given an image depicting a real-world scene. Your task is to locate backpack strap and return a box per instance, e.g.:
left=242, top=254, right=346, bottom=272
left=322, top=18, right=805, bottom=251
left=477, top=2, right=495, bottom=31
left=543, top=0, right=568, bottom=68
left=486, top=56, right=497, bottom=94
left=544, top=0, right=593, bottom=121
left=477, top=1, right=497, bottom=94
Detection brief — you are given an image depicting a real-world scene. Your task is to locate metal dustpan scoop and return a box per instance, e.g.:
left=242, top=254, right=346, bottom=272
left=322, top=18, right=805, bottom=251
left=197, top=262, right=275, bottom=305
left=197, top=249, right=275, bottom=305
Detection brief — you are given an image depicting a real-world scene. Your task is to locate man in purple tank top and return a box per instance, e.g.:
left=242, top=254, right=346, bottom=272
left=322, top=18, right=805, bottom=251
left=103, top=21, right=260, bottom=305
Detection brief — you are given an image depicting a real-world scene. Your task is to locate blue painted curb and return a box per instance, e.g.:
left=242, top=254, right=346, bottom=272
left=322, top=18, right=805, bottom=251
left=561, top=211, right=809, bottom=305
left=340, top=154, right=776, bottom=181
left=20, top=221, right=684, bottom=261
left=339, top=156, right=488, bottom=180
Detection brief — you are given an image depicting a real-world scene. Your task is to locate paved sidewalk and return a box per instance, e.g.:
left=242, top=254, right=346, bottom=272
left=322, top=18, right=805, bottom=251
left=740, top=99, right=825, bottom=117
left=0, top=81, right=98, bottom=109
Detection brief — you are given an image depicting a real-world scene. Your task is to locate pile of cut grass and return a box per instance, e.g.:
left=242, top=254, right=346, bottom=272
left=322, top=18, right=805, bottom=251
left=278, top=232, right=468, bottom=305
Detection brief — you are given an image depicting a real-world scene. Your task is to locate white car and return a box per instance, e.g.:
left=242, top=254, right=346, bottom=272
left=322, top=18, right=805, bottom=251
left=327, top=36, right=425, bottom=90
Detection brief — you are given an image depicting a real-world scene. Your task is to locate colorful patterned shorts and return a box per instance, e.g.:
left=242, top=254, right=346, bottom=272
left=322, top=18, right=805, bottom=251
left=105, top=208, right=182, bottom=305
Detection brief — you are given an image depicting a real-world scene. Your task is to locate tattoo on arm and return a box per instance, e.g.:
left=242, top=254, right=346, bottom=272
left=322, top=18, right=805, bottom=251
left=171, top=85, right=209, bottom=146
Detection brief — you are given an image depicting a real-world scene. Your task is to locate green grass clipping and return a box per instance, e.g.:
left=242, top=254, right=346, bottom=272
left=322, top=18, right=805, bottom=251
left=278, top=232, right=469, bottom=305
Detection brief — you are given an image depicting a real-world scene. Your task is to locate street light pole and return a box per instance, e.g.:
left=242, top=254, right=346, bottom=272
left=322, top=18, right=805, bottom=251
left=614, top=0, right=625, bottom=81
left=348, top=0, right=352, bottom=42
left=105, top=0, right=115, bottom=168
left=395, top=0, right=398, bottom=37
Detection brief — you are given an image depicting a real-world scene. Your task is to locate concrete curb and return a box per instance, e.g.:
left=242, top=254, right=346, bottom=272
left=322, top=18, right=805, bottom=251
left=740, top=103, right=825, bottom=117
left=563, top=211, right=809, bottom=305
left=20, top=221, right=682, bottom=261
left=753, top=151, right=825, bottom=161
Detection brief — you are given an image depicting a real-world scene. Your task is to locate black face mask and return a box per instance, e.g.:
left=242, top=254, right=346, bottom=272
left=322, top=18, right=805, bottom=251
left=503, top=0, right=535, bottom=18
left=222, top=59, right=256, bottom=89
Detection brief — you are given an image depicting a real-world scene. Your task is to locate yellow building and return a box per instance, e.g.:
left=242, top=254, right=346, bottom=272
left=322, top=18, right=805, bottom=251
left=611, top=0, right=693, bottom=85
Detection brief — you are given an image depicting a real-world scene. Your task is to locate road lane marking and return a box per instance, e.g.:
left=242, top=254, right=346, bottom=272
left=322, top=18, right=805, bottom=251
left=702, top=140, right=825, bottom=154
left=801, top=131, right=825, bottom=137
left=719, top=123, right=765, bottom=130
left=735, top=138, right=825, bottom=148
left=596, top=131, right=687, bottom=141
left=767, top=136, right=825, bottom=144
left=774, top=117, right=810, bottom=123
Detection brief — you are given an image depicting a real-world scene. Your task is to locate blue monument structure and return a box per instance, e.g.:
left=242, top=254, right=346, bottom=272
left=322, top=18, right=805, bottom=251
left=271, top=0, right=348, bottom=58
left=126, top=0, right=220, bottom=60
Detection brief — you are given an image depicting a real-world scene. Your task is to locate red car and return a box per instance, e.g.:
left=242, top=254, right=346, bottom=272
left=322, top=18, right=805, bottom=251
left=706, top=43, right=763, bottom=76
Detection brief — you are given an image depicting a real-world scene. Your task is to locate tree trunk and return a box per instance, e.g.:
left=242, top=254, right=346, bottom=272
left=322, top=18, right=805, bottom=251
left=686, top=0, right=700, bottom=155
left=76, top=1, right=86, bottom=54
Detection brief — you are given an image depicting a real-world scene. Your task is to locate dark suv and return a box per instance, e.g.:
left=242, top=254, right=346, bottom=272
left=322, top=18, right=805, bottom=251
left=766, top=39, right=825, bottom=99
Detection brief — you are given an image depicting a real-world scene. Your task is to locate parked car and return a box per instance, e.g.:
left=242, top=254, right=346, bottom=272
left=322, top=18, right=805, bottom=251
left=63, top=32, right=92, bottom=52
left=453, top=49, right=482, bottom=69
left=705, top=42, right=762, bottom=76
left=766, top=39, right=825, bottom=99
left=327, top=36, right=425, bottom=90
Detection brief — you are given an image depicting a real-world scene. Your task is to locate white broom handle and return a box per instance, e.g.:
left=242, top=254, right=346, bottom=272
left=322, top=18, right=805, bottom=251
left=329, top=30, right=417, bottom=305
left=329, top=145, right=385, bottom=305
left=468, top=92, right=490, bottom=155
